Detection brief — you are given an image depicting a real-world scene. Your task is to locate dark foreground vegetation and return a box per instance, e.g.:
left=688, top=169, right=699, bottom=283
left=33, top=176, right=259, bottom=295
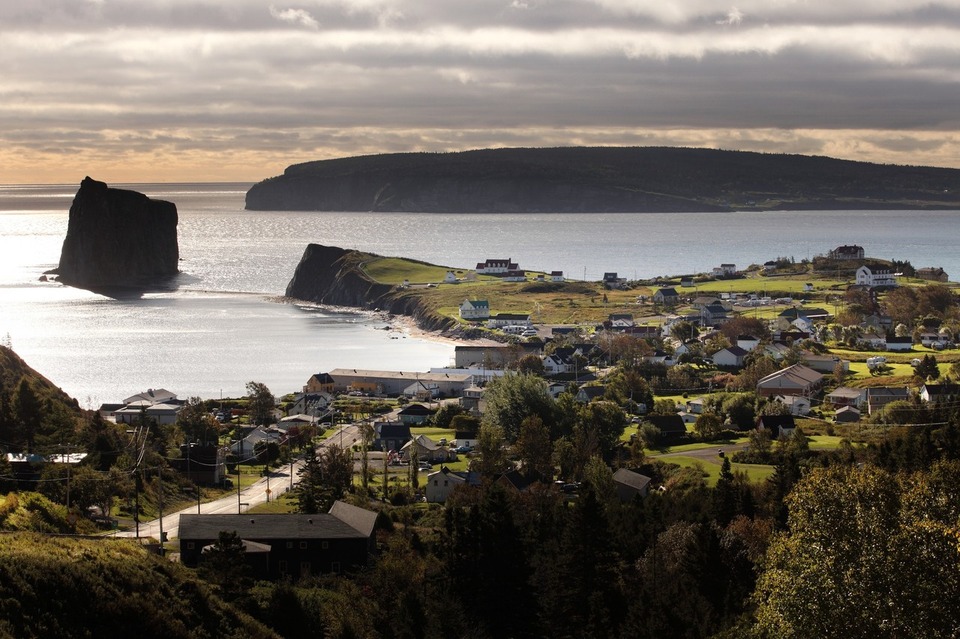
left=3, top=324, right=960, bottom=637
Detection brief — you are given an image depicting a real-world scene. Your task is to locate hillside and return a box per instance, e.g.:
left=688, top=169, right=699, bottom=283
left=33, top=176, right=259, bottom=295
left=246, top=147, right=960, bottom=212
left=0, top=346, right=83, bottom=453
left=0, top=346, right=80, bottom=413
left=0, top=533, right=275, bottom=638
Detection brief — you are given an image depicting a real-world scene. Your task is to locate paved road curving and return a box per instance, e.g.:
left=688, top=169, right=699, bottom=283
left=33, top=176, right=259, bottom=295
left=114, top=423, right=363, bottom=541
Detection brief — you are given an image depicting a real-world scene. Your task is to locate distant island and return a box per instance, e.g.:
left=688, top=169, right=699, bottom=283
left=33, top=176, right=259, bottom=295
left=246, top=147, right=960, bottom=212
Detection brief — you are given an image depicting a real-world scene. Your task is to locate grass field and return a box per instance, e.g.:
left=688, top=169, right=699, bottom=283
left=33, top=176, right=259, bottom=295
left=361, top=257, right=457, bottom=284
left=664, top=455, right=775, bottom=486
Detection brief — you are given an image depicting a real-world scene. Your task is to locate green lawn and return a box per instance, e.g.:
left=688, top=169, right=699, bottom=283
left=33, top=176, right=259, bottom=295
left=646, top=438, right=751, bottom=455
left=361, top=256, right=456, bottom=284
left=664, top=455, right=775, bottom=486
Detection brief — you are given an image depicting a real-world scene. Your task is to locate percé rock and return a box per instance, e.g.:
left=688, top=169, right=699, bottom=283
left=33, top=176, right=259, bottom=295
left=54, top=177, right=179, bottom=290
left=286, top=244, right=456, bottom=332
left=245, top=147, right=960, bottom=212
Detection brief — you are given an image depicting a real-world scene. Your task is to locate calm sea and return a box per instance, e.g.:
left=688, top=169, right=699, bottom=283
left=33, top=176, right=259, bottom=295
left=1, top=182, right=958, bottom=404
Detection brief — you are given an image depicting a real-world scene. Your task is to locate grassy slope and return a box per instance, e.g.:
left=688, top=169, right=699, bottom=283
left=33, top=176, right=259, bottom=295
left=0, top=533, right=276, bottom=639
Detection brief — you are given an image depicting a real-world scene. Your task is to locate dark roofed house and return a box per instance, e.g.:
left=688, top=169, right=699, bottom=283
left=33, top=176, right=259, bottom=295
left=756, top=414, right=796, bottom=438
left=496, top=470, right=543, bottom=493
left=305, top=372, right=335, bottom=393
left=643, top=414, right=687, bottom=440
left=653, top=288, right=680, bottom=305
left=374, top=421, right=411, bottom=452
left=834, top=406, right=861, bottom=423
left=178, top=501, right=378, bottom=579
left=397, top=403, right=435, bottom=425
left=865, top=387, right=910, bottom=414
left=612, top=468, right=652, bottom=501
left=576, top=385, right=607, bottom=403
left=828, top=245, right=865, bottom=260
left=920, top=383, right=960, bottom=405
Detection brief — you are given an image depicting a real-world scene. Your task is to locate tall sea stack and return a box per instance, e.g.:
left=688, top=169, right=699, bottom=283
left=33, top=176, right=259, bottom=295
left=55, top=177, right=179, bottom=290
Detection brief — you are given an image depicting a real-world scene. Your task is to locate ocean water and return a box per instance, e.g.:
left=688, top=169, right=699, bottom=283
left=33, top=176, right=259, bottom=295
left=1, top=182, right=958, bottom=404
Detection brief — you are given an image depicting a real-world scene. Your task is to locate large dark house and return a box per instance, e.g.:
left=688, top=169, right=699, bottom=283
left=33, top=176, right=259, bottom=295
left=178, top=501, right=378, bottom=579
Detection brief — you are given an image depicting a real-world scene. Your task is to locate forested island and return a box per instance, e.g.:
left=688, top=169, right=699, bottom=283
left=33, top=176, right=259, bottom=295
left=246, top=147, right=960, bottom=212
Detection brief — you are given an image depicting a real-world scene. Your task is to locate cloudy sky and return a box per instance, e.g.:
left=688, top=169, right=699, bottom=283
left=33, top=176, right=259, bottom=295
left=3, top=0, right=960, bottom=183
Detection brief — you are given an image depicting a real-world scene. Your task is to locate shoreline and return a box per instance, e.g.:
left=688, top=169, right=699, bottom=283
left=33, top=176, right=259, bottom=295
left=278, top=295, right=481, bottom=349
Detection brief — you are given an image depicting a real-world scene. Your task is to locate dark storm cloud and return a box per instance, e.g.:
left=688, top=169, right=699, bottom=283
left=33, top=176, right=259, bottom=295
left=2, top=0, right=960, bottom=180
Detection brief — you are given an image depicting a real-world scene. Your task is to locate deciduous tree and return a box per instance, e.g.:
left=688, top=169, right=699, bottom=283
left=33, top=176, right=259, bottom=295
left=481, top=373, right=555, bottom=442
left=754, top=464, right=960, bottom=638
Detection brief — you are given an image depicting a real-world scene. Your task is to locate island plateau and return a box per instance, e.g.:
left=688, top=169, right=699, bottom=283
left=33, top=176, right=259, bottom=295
left=247, top=146, right=960, bottom=212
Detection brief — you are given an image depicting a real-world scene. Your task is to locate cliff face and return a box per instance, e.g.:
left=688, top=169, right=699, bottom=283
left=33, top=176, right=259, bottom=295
left=247, top=172, right=705, bottom=213
left=285, top=244, right=456, bottom=331
left=55, top=177, right=179, bottom=290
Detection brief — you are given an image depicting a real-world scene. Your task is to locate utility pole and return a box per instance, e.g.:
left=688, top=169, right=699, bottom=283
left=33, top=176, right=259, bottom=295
left=135, top=470, right=141, bottom=539
left=157, top=468, right=164, bottom=554
left=237, top=455, right=242, bottom=513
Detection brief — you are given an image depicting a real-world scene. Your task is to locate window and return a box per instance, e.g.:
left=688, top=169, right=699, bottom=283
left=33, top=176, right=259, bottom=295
left=444, top=480, right=448, bottom=486
left=331, top=562, right=341, bottom=574
left=286, top=541, right=293, bottom=549
left=186, top=542, right=195, bottom=550
left=300, top=562, right=311, bottom=576
left=279, top=560, right=288, bottom=574
left=300, top=541, right=308, bottom=549
left=321, top=541, right=329, bottom=549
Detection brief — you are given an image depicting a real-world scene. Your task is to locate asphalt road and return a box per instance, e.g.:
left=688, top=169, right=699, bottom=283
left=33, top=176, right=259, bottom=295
left=652, top=442, right=749, bottom=462
left=115, top=423, right=363, bottom=542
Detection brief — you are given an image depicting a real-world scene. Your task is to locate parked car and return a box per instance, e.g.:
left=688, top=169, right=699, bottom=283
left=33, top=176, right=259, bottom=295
left=418, top=461, right=433, bottom=471
left=455, top=445, right=473, bottom=454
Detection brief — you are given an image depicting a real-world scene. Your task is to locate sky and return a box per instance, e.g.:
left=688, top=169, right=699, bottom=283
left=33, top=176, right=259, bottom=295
left=2, top=0, right=960, bottom=184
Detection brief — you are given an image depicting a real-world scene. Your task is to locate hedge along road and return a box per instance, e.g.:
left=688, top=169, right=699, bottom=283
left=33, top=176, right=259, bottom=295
left=114, top=422, right=364, bottom=542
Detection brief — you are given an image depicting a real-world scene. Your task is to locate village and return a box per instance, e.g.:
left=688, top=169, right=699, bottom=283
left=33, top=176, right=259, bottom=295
left=35, top=243, right=952, bottom=524
left=4, top=243, right=960, bottom=637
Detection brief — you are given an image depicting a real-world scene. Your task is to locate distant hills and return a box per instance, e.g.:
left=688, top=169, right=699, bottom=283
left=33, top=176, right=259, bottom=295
left=245, top=147, right=960, bottom=213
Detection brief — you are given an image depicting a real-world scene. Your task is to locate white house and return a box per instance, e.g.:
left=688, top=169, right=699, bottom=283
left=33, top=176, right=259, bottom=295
left=858, top=332, right=887, bottom=350
left=775, top=394, right=812, bottom=416
left=542, top=353, right=574, bottom=375
left=425, top=467, right=471, bottom=503
left=791, top=317, right=814, bottom=333
left=712, top=263, right=737, bottom=277
left=886, top=336, right=914, bottom=351
left=763, top=343, right=791, bottom=361
left=123, top=388, right=178, bottom=405
left=686, top=397, right=706, bottom=414
left=487, top=313, right=532, bottom=329
left=856, top=265, right=897, bottom=288
left=713, top=346, right=749, bottom=368
left=736, top=335, right=761, bottom=352
left=475, top=258, right=518, bottom=275
left=230, top=426, right=283, bottom=456
left=550, top=271, right=565, bottom=282
left=444, top=271, right=458, bottom=283
left=503, top=270, right=527, bottom=282
left=459, top=299, right=491, bottom=320
left=287, top=392, right=333, bottom=417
